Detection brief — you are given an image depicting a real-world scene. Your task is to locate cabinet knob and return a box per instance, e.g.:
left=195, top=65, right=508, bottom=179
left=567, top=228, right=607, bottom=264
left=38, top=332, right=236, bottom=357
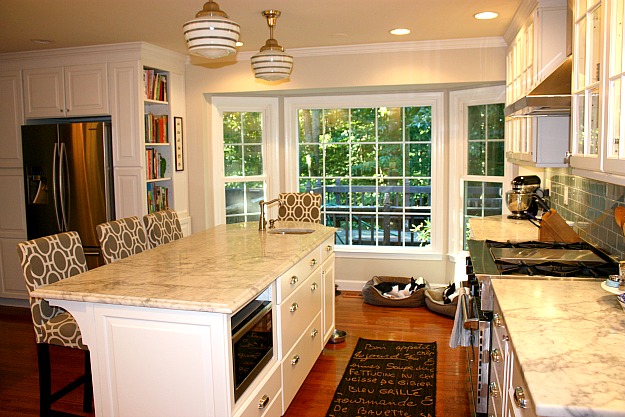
left=290, top=302, right=299, bottom=312
left=291, top=355, right=300, bottom=365
left=289, top=276, right=299, bottom=285
left=564, top=151, right=572, bottom=163
left=514, top=387, right=528, bottom=408
left=310, top=258, right=318, bottom=267
left=258, top=394, right=270, bottom=409
left=311, top=282, right=318, bottom=291
left=493, top=313, right=503, bottom=327
left=326, top=245, right=333, bottom=252
left=491, top=348, right=502, bottom=363
left=311, top=328, right=318, bottom=337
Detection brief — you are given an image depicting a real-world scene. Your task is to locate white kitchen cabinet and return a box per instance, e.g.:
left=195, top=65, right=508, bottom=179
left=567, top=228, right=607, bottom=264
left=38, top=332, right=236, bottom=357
left=569, top=0, right=604, bottom=172
left=505, top=0, right=570, bottom=167
left=506, top=116, right=569, bottom=167
left=23, top=63, right=109, bottom=118
left=0, top=71, right=24, bottom=169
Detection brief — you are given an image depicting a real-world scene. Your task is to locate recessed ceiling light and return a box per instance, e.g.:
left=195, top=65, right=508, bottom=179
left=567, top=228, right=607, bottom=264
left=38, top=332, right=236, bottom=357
left=390, top=28, right=411, bottom=36
left=474, top=11, right=499, bottom=20
left=30, top=38, right=55, bottom=45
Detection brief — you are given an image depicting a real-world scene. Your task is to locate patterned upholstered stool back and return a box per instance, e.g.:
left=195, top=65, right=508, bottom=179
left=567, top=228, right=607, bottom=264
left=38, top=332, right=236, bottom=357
left=277, top=192, right=322, bottom=223
left=16, top=231, right=88, bottom=348
left=142, top=210, right=183, bottom=248
left=96, top=216, right=149, bottom=264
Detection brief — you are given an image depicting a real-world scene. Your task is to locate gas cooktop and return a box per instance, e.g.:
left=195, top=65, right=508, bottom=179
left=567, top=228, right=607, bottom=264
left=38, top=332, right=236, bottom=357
left=485, top=240, right=619, bottom=278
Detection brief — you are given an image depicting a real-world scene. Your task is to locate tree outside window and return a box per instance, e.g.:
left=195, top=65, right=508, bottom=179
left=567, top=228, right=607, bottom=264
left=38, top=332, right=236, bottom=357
left=297, top=106, right=433, bottom=247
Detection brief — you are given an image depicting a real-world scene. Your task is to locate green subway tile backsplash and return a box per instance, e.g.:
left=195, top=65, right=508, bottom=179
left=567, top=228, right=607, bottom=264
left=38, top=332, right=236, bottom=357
left=546, top=168, right=625, bottom=258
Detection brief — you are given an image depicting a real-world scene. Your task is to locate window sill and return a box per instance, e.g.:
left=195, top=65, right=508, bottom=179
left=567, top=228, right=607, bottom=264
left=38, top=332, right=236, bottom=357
left=335, top=246, right=443, bottom=261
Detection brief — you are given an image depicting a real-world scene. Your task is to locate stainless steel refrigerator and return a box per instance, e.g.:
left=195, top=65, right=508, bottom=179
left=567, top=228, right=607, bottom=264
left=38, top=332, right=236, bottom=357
left=21, top=121, right=115, bottom=268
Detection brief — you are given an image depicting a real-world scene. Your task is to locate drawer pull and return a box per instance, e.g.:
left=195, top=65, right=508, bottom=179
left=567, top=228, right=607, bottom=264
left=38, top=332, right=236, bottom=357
left=291, top=355, right=300, bottom=365
left=326, top=245, right=333, bottom=252
left=489, top=382, right=500, bottom=398
left=258, top=394, right=270, bottom=409
left=491, top=348, right=502, bottom=363
left=311, top=282, right=318, bottom=291
left=310, top=258, right=317, bottom=267
left=311, top=328, right=318, bottom=337
left=514, top=387, right=528, bottom=408
left=289, top=276, right=299, bottom=285
left=290, top=302, right=299, bottom=312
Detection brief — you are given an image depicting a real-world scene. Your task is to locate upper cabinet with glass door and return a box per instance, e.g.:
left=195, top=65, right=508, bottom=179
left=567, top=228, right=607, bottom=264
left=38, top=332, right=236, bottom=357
left=570, top=0, right=604, bottom=171
left=603, top=0, right=625, bottom=174
left=505, top=1, right=570, bottom=167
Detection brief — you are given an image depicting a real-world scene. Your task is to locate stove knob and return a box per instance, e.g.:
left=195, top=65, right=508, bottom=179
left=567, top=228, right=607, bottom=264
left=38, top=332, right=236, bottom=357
left=491, top=348, right=502, bottom=363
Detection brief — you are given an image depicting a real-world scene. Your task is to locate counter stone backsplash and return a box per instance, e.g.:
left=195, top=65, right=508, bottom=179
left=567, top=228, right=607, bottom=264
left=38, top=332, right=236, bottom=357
left=547, top=168, right=625, bottom=259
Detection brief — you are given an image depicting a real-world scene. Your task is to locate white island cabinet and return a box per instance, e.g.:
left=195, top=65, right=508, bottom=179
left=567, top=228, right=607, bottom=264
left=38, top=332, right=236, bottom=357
left=32, top=222, right=336, bottom=417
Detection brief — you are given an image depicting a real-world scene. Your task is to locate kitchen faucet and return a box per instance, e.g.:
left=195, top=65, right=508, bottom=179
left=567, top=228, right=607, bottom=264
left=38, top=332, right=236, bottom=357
left=258, top=198, right=282, bottom=231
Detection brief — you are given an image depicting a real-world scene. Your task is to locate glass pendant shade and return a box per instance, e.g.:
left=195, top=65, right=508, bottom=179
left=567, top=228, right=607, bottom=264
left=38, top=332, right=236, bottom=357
left=251, top=47, right=294, bottom=81
left=183, top=0, right=240, bottom=59
left=251, top=10, right=293, bottom=81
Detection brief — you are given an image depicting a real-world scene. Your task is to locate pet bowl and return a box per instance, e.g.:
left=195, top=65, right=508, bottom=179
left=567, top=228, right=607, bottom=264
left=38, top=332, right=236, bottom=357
left=329, top=329, right=346, bottom=344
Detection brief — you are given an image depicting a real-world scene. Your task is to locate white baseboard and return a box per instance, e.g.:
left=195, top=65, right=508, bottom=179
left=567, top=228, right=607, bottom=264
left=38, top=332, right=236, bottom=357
left=335, top=279, right=446, bottom=292
left=0, top=298, right=29, bottom=308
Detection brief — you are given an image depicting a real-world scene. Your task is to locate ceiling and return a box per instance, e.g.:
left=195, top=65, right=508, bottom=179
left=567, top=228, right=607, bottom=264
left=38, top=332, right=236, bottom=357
left=1, top=0, right=524, bottom=56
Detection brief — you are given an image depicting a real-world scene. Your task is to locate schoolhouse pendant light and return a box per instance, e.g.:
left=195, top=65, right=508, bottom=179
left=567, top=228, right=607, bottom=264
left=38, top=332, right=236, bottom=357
left=251, top=10, right=294, bottom=81
left=183, top=0, right=240, bottom=59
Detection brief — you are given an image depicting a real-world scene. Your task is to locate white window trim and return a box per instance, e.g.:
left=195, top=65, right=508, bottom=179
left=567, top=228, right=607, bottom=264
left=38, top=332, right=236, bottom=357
left=448, top=85, right=510, bottom=254
left=210, top=97, right=280, bottom=225
left=284, top=92, right=445, bottom=256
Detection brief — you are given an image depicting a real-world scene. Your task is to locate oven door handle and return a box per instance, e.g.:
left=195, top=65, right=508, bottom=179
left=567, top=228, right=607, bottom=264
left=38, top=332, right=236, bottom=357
left=461, top=292, right=479, bottom=330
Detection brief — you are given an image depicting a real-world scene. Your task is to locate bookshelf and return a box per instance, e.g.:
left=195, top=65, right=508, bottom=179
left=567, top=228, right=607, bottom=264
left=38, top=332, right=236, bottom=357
left=143, top=67, right=172, bottom=213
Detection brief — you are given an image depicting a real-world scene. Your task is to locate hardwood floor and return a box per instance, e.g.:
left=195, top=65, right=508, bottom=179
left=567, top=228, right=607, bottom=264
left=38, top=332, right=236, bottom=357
left=0, top=292, right=470, bottom=417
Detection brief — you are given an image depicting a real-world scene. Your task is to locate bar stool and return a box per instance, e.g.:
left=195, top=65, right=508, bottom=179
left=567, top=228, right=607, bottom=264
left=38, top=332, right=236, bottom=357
left=142, top=209, right=183, bottom=248
left=96, top=216, right=149, bottom=264
left=16, top=231, right=93, bottom=417
left=278, top=192, right=322, bottom=223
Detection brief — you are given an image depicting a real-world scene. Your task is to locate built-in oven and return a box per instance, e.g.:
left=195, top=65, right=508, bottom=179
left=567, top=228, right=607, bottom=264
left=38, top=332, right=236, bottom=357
left=231, top=288, right=273, bottom=401
left=462, top=239, right=619, bottom=417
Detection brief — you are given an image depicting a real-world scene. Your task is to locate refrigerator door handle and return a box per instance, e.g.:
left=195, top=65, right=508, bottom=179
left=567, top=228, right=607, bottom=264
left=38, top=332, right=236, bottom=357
left=59, top=142, right=70, bottom=231
left=52, top=143, right=63, bottom=232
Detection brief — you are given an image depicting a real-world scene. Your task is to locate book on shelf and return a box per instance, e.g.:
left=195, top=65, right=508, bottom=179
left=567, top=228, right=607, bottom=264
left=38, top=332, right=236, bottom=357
left=144, top=113, right=168, bottom=143
left=147, top=183, right=170, bottom=213
left=145, top=148, right=167, bottom=180
left=143, top=69, right=168, bottom=102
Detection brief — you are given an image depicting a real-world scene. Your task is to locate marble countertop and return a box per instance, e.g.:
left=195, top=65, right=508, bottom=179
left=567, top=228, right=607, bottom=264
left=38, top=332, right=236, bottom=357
left=492, top=278, right=625, bottom=417
left=32, top=221, right=335, bottom=314
left=469, top=215, right=539, bottom=242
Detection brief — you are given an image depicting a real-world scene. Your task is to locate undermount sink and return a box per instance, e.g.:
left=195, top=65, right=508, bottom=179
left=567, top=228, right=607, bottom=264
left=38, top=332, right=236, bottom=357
left=267, top=228, right=315, bottom=235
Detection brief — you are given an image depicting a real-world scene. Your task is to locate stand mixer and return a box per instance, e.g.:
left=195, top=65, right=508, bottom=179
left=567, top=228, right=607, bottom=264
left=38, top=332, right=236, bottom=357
left=505, top=175, right=550, bottom=219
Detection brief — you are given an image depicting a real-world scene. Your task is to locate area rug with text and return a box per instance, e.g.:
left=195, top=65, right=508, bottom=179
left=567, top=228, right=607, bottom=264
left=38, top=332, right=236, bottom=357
left=325, top=338, right=436, bottom=417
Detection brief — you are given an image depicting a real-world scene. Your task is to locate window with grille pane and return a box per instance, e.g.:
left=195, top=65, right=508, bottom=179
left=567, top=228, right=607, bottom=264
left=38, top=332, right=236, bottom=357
left=297, top=106, right=433, bottom=247
left=223, top=111, right=266, bottom=224
left=463, top=103, right=505, bottom=249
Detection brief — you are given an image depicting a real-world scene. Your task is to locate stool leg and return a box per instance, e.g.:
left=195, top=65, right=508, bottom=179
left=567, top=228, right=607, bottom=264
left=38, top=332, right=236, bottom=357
left=36, top=344, right=52, bottom=417
left=83, top=350, right=93, bottom=412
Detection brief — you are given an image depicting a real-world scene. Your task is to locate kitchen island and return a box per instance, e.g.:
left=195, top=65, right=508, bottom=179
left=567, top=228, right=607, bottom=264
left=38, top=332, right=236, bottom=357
left=470, top=216, right=625, bottom=416
left=32, top=221, right=336, bottom=417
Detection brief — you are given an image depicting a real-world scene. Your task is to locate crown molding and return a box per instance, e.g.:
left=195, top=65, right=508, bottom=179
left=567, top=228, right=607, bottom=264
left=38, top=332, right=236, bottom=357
left=235, top=37, right=507, bottom=60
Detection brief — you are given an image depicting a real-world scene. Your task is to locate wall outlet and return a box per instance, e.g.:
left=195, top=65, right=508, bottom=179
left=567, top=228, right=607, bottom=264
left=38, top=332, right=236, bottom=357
left=563, top=186, right=569, bottom=205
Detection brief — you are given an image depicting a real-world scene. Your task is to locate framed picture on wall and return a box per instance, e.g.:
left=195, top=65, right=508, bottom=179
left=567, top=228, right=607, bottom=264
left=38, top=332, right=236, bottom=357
left=174, top=117, right=184, bottom=171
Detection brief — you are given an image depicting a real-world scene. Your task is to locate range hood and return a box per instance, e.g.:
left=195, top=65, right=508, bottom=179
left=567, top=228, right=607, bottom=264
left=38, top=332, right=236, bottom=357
left=504, top=56, right=572, bottom=117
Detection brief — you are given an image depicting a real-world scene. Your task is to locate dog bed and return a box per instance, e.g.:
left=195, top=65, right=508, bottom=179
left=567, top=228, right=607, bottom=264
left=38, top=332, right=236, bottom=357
left=424, top=285, right=458, bottom=318
left=362, top=276, right=429, bottom=308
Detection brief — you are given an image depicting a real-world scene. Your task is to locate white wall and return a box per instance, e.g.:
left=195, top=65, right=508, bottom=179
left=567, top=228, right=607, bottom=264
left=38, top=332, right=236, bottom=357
left=184, top=40, right=507, bottom=288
